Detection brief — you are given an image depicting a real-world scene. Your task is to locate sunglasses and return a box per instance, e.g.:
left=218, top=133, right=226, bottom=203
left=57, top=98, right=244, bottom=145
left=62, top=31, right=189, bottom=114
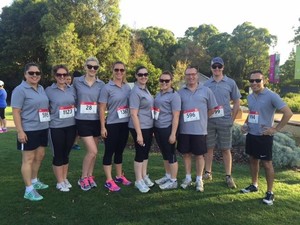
left=56, top=73, right=68, bottom=77
left=86, top=65, right=99, bottom=70
left=249, top=79, right=262, bottom=83
left=114, top=68, right=125, bottom=73
left=137, top=73, right=149, bottom=77
left=211, top=64, right=223, bottom=69
left=159, top=79, right=171, bottom=83
left=27, top=71, right=41, bottom=76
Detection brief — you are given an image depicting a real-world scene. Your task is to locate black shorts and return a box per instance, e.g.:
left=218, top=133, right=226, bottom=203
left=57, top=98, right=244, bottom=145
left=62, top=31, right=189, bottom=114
left=17, top=129, right=48, bottom=151
left=76, top=119, right=100, bottom=137
left=0, top=107, right=5, bottom=119
left=245, top=133, right=273, bottom=160
left=177, top=134, right=207, bottom=156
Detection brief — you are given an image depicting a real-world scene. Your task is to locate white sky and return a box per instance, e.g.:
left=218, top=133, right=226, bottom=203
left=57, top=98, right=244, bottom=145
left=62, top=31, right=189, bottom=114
left=1, top=0, right=299, bottom=64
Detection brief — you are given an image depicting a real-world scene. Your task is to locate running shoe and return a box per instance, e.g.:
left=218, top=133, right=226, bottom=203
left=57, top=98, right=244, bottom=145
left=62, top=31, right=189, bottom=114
left=263, top=191, right=275, bottom=205
left=195, top=180, right=204, bottom=192
left=159, top=180, right=178, bottom=190
left=203, top=171, right=212, bottom=181
left=135, top=180, right=150, bottom=193
left=56, top=182, right=70, bottom=192
left=64, top=179, right=72, bottom=188
left=32, top=179, right=49, bottom=190
left=226, top=176, right=237, bottom=189
left=88, top=176, right=97, bottom=188
left=240, top=184, right=258, bottom=193
left=105, top=180, right=121, bottom=192
left=78, top=177, right=91, bottom=191
left=143, top=175, right=154, bottom=187
left=115, top=175, right=131, bottom=186
left=155, top=176, right=169, bottom=185
left=180, top=178, right=193, bottom=189
left=24, top=189, right=43, bottom=201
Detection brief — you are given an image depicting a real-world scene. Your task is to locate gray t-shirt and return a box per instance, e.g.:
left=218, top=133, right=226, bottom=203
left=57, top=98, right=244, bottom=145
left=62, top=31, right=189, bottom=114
left=204, top=75, right=241, bottom=123
left=99, top=80, right=131, bottom=124
left=154, top=89, right=181, bottom=128
left=178, top=84, right=217, bottom=135
left=247, top=88, right=286, bottom=135
left=45, top=83, right=76, bottom=128
left=128, top=83, right=154, bottom=129
left=73, top=75, right=105, bottom=120
left=11, top=80, right=49, bottom=131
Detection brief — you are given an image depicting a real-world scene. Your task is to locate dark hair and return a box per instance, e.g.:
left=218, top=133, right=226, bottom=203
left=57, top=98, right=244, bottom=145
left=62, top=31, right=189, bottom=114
left=112, top=61, right=126, bottom=70
left=24, top=62, right=41, bottom=73
left=52, top=64, right=69, bottom=76
left=73, top=70, right=82, bottom=77
left=161, top=70, right=173, bottom=80
left=249, top=70, right=263, bottom=76
left=135, top=65, right=147, bottom=74
left=185, top=65, right=198, bottom=74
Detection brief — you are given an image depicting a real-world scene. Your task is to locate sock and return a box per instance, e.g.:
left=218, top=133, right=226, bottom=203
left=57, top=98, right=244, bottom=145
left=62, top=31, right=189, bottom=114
left=25, top=185, right=34, bottom=193
left=165, top=173, right=171, bottom=179
left=185, top=174, right=192, bottom=181
left=31, top=178, right=38, bottom=183
left=196, top=176, right=202, bottom=182
left=170, top=178, right=177, bottom=182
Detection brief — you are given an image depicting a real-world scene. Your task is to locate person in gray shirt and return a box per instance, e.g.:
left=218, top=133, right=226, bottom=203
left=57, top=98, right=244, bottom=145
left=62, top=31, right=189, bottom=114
left=153, top=71, right=181, bottom=190
left=11, top=62, right=49, bottom=201
left=45, top=65, right=77, bottom=193
left=129, top=66, right=154, bottom=193
left=73, top=56, right=105, bottom=191
left=240, top=70, right=292, bottom=205
left=99, top=61, right=132, bottom=192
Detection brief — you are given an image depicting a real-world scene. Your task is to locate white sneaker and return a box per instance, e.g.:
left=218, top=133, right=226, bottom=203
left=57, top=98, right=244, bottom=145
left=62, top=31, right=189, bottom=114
left=56, top=182, right=70, bottom=192
left=159, top=180, right=178, bottom=190
left=143, top=175, right=155, bottom=187
left=155, top=176, right=169, bottom=185
left=180, top=178, right=192, bottom=189
left=195, top=180, right=204, bottom=192
left=64, top=179, right=72, bottom=188
left=135, top=180, right=150, bottom=193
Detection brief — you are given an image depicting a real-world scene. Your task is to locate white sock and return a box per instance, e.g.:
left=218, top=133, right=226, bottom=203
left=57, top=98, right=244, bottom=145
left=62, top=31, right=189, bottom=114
left=170, top=178, right=177, bottom=182
left=165, top=173, right=171, bottom=178
left=31, top=178, right=38, bottom=183
left=196, top=176, right=202, bottom=182
left=185, top=174, right=192, bottom=181
left=25, top=185, right=34, bottom=193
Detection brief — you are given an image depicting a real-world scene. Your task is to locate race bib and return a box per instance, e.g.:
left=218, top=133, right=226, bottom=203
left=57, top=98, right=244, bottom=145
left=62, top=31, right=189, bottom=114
left=117, top=106, right=130, bottom=119
left=59, top=105, right=75, bottom=119
left=183, top=108, right=200, bottom=122
left=152, top=107, right=160, bottom=120
left=80, top=102, right=97, bottom=114
left=38, top=108, right=50, bottom=122
left=210, top=106, right=224, bottom=118
left=248, top=111, right=259, bottom=124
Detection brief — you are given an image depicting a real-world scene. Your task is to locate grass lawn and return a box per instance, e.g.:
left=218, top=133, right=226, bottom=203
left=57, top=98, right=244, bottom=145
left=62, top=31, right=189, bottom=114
left=0, top=129, right=299, bottom=225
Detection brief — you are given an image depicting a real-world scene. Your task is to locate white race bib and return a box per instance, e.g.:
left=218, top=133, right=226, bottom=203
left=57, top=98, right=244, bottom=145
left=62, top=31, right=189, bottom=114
left=117, top=106, right=130, bottom=119
left=38, top=108, right=50, bottom=122
left=80, top=102, right=97, bottom=114
left=248, top=111, right=259, bottom=124
left=152, top=107, right=160, bottom=120
left=183, top=109, right=200, bottom=122
left=210, top=106, right=224, bottom=118
left=59, top=105, right=75, bottom=119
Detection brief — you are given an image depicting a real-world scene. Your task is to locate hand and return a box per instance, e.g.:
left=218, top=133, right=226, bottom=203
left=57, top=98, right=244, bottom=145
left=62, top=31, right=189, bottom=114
left=262, top=127, right=277, bottom=136
left=101, top=128, right=107, bottom=139
left=18, top=131, right=28, bottom=143
left=136, top=134, right=145, bottom=146
left=169, top=134, right=176, bottom=144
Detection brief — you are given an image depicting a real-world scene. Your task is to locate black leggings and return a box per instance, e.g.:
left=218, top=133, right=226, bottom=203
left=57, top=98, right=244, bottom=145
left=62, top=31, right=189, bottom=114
left=130, top=128, right=153, bottom=162
left=49, top=125, right=77, bottom=166
left=103, top=122, right=129, bottom=165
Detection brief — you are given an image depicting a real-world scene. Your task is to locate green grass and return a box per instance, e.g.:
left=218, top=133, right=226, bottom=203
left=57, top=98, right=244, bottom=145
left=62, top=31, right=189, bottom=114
left=0, top=130, right=300, bottom=225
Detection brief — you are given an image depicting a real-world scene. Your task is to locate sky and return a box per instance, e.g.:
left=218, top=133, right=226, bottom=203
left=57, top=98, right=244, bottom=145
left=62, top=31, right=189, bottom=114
left=1, top=0, right=299, bottom=64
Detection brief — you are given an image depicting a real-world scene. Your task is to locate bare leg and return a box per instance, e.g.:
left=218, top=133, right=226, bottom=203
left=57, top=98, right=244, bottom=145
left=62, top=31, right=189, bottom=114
left=81, top=136, right=98, bottom=178
left=31, top=146, right=45, bottom=179
left=182, top=153, right=192, bottom=175
left=195, top=155, right=205, bottom=177
left=21, top=151, right=35, bottom=186
left=249, top=156, right=260, bottom=186
left=134, top=161, right=143, bottom=181
left=204, top=148, right=214, bottom=173
left=262, top=160, right=274, bottom=192
left=222, top=149, right=232, bottom=175
left=103, top=165, right=113, bottom=181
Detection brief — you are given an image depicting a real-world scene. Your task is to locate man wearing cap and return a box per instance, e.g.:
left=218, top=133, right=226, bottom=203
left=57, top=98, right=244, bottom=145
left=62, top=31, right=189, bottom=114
left=0, top=80, right=8, bottom=133
left=203, top=57, right=241, bottom=188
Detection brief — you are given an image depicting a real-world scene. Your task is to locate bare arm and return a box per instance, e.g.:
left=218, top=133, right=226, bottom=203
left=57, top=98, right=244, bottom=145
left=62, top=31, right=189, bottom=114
left=130, top=108, right=144, bottom=146
left=99, top=102, right=107, bottom=138
left=231, top=99, right=241, bottom=121
left=12, top=108, right=27, bottom=143
left=169, top=111, right=180, bottom=144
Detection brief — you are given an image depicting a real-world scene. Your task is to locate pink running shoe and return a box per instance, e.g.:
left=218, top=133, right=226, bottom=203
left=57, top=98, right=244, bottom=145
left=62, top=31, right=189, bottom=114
left=115, top=175, right=132, bottom=186
left=105, top=180, right=121, bottom=192
left=77, top=177, right=91, bottom=191
left=88, top=176, right=97, bottom=188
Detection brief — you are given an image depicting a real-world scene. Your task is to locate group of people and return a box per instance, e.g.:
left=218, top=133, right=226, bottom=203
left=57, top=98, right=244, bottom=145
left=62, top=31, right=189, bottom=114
left=10, top=56, right=292, bottom=206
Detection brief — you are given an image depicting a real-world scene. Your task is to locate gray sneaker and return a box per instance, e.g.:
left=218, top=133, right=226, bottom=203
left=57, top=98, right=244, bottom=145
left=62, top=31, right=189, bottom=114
left=203, top=172, right=212, bottom=181
left=226, top=176, right=237, bottom=189
left=143, top=175, right=155, bottom=187
left=155, top=176, right=169, bottom=185
left=195, top=180, right=204, bottom=192
left=180, top=178, right=192, bottom=189
left=135, top=180, right=150, bottom=193
left=159, top=180, right=178, bottom=190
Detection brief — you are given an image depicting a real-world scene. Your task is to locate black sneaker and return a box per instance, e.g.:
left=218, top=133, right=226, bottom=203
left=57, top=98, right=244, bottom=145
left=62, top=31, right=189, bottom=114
left=263, top=191, right=274, bottom=205
left=240, top=184, right=258, bottom=193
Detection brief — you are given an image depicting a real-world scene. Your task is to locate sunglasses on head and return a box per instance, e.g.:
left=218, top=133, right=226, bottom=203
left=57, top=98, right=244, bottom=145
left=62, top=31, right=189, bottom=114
left=249, top=79, right=262, bottom=83
left=27, top=71, right=41, bottom=76
left=86, top=65, right=99, bottom=70
left=56, top=73, right=68, bottom=77
left=159, top=79, right=171, bottom=83
left=114, top=68, right=125, bottom=73
left=137, top=73, right=149, bottom=77
left=211, top=64, right=223, bottom=69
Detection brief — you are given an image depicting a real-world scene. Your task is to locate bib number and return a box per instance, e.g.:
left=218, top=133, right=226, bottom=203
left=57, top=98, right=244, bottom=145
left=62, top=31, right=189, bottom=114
left=117, top=106, right=130, bottom=119
left=80, top=102, right=97, bottom=114
left=38, top=109, right=50, bottom=122
left=152, top=107, right=160, bottom=120
left=248, top=111, right=259, bottom=124
left=59, top=105, right=75, bottom=119
left=183, top=109, right=200, bottom=122
left=210, top=106, right=224, bottom=118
